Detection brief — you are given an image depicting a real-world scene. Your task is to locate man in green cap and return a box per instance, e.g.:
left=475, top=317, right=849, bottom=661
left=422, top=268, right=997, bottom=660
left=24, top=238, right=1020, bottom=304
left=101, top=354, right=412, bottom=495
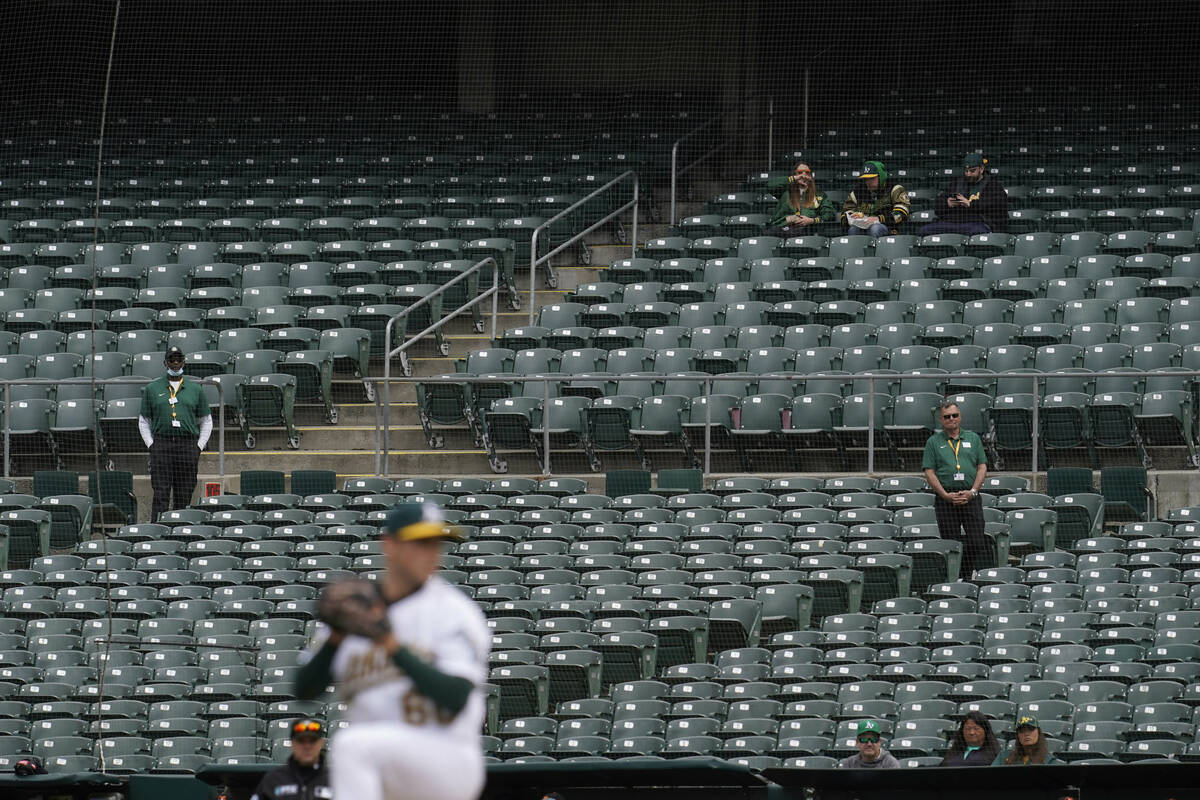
left=838, top=719, right=900, bottom=768
left=920, top=152, right=1009, bottom=235
left=840, top=160, right=911, bottom=238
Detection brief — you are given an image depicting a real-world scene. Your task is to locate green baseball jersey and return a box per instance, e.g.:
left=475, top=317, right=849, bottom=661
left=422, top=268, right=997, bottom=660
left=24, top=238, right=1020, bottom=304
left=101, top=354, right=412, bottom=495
left=922, top=429, right=986, bottom=490
left=140, top=376, right=211, bottom=436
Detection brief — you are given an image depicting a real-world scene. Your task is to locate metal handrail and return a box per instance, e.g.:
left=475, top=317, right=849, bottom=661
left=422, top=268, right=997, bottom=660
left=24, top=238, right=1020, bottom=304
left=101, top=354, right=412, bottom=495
left=526, top=170, right=639, bottom=325
left=766, top=96, right=775, bottom=170
left=668, top=95, right=775, bottom=225
left=2, top=376, right=226, bottom=487
left=668, top=116, right=721, bottom=226
left=378, top=256, right=500, bottom=475
left=365, top=367, right=1192, bottom=478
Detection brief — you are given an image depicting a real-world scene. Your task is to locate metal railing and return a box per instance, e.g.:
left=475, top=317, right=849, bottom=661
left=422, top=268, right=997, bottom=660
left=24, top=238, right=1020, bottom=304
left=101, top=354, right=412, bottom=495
left=668, top=95, right=774, bottom=226
left=1, top=376, right=226, bottom=483
left=526, top=170, right=639, bottom=324
left=800, top=46, right=834, bottom=150
left=366, top=367, right=1197, bottom=478
left=378, top=256, right=501, bottom=474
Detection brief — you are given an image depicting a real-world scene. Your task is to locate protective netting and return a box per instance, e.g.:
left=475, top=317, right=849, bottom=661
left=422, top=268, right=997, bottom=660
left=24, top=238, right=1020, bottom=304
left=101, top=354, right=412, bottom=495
left=0, top=1, right=1198, bottom=777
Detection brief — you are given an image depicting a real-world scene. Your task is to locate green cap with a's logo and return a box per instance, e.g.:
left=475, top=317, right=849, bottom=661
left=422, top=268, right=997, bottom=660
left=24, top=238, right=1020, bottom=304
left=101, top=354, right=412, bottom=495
left=1015, top=714, right=1039, bottom=730
left=382, top=501, right=462, bottom=541
left=856, top=719, right=882, bottom=738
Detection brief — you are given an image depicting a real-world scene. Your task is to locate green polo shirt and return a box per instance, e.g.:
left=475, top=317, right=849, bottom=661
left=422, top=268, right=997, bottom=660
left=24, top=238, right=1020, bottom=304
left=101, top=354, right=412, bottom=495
left=921, top=429, right=986, bottom=490
left=139, top=376, right=211, bottom=437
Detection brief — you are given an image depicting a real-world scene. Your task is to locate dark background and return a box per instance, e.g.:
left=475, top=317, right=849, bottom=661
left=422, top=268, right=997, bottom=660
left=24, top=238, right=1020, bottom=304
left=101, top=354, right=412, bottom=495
left=0, top=0, right=1195, bottom=140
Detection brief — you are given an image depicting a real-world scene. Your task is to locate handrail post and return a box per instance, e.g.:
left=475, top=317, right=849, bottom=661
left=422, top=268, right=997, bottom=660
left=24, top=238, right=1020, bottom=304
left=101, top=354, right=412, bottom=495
left=490, top=254, right=499, bottom=342
left=803, top=68, right=810, bottom=150
left=1031, top=373, right=1040, bottom=476
left=373, top=381, right=383, bottom=476
left=527, top=226, right=541, bottom=326
left=669, top=141, right=679, bottom=227
left=542, top=378, right=551, bottom=475
left=867, top=380, right=875, bottom=475
left=630, top=172, right=638, bottom=259
left=216, top=379, right=224, bottom=490
left=703, top=377, right=712, bottom=476
left=4, top=382, right=10, bottom=478
left=767, top=96, right=774, bottom=170
left=383, top=374, right=391, bottom=477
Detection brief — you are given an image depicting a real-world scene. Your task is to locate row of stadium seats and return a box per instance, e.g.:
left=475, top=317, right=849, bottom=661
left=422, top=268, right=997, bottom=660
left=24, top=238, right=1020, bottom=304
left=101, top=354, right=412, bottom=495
left=21, top=269, right=1200, bottom=325
left=638, top=232, right=1200, bottom=261
left=4, top=231, right=1200, bottom=272
left=514, top=303, right=1200, bottom=338
left=0, top=258, right=510, bottom=290
left=4, top=169, right=1196, bottom=214
left=453, top=389, right=1186, bottom=472
left=0, top=175, right=636, bottom=208
left=3, top=159, right=1193, bottom=202
left=0, top=214, right=550, bottom=245
left=0, top=328, right=366, bottom=372
left=2, top=195, right=1197, bottom=244
left=0, top=237, right=520, bottom=267
left=497, top=325, right=1200, bottom=356
left=604, top=251, right=1200, bottom=282
left=0, top=285, right=480, bottom=321
left=19, top=291, right=1200, bottom=341
left=567, top=281, right=1200, bottom=309
left=465, top=342, right=1200, bottom=371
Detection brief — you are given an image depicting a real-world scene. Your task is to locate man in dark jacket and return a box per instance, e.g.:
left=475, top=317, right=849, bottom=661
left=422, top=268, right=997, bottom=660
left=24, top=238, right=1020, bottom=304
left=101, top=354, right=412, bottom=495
left=250, top=718, right=333, bottom=800
left=919, top=152, right=1008, bottom=235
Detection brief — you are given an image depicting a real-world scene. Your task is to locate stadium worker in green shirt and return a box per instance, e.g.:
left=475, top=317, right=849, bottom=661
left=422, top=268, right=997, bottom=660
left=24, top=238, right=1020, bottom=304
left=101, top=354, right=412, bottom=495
left=922, top=398, right=990, bottom=575
left=763, top=162, right=837, bottom=237
left=139, top=346, right=213, bottom=521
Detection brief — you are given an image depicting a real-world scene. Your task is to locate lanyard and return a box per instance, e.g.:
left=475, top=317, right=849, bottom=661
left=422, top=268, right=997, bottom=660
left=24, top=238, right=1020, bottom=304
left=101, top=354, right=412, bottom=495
left=948, top=437, right=961, bottom=470
left=168, top=378, right=183, bottom=419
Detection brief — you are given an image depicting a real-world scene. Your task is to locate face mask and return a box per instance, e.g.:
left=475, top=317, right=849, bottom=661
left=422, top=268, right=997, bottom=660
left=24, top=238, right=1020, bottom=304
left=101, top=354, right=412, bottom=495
left=166, top=367, right=184, bottom=377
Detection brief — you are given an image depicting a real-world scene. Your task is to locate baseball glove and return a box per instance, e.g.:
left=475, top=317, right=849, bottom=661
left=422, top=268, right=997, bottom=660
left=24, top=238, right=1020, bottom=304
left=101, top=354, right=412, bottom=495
left=317, top=578, right=391, bottom=640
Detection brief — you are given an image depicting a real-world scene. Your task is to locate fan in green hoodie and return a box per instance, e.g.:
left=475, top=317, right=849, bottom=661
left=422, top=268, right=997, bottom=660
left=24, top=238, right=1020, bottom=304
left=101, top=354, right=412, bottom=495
left=840, top=160, right=911, bottom=238
left=764, top=162, right=837, bottom=235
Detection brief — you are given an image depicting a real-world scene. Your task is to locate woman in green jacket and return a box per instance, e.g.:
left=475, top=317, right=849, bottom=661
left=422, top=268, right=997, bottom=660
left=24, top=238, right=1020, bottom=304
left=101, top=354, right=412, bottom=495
left=764, top=162, right=836, bottom=236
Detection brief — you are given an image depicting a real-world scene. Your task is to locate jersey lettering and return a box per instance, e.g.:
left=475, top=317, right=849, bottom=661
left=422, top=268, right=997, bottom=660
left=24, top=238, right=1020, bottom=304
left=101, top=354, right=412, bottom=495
left=402, top=688, right=455, bottom=727
left=316, top=576, right=489, bottom=736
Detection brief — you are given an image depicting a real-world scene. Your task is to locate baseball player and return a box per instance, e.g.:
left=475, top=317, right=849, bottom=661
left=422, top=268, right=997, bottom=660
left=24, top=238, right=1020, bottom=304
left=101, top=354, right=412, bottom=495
left=295, top=502, right=490, bottom=800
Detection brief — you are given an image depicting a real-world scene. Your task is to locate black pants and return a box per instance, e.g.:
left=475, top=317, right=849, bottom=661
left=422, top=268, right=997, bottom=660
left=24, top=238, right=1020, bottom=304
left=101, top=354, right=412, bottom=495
left=934, top=494, right=992, bottom=577
left=150, top=436, right=200, bottom=521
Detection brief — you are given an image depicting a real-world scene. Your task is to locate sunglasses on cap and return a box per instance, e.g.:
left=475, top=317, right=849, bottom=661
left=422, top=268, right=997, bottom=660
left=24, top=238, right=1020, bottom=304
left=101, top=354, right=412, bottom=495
left=942, top=412, right=959, bottom=419
left=292, top=721, right=323, bottom=736
left=857, top=734, right=880, bottom=743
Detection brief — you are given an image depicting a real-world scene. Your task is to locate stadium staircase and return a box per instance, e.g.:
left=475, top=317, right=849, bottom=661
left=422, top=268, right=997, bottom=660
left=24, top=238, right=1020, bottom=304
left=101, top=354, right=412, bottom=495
left=200, top=194, right=709, bottom=490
